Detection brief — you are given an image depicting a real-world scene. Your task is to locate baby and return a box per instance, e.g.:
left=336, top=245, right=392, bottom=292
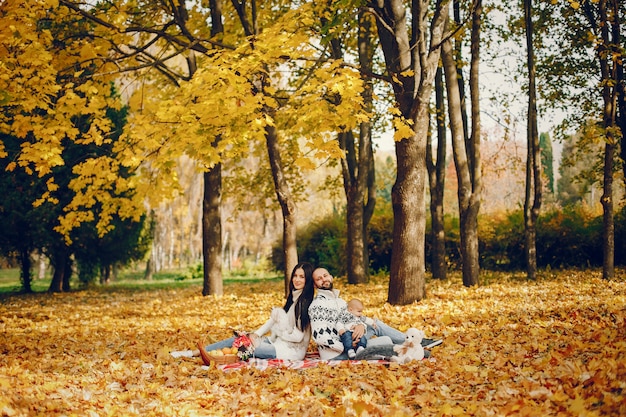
left=337, top=298, right=376, bottom=359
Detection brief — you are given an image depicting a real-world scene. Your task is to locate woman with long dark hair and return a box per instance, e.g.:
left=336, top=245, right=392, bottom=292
left=172, top=262, right=315, bottom=362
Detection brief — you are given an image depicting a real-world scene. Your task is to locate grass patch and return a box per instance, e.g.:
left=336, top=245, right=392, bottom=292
left=0, top=267, right=283, bottom=295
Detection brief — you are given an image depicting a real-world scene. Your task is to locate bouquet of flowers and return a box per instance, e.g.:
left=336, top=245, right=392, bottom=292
left=232, top=330, right=256, bottom=360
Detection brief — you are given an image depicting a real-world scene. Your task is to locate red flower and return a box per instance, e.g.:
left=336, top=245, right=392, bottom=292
left=232, top=331, right=255, bottom=360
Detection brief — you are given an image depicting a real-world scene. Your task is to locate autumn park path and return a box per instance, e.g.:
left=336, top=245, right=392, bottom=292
left=1, top=271, right=625, bottom=416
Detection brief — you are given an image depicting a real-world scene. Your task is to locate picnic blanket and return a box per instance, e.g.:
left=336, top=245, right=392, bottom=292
left=202, top=350, right=433, bottom=372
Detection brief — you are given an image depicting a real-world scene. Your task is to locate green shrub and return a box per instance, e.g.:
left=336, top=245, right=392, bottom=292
left=367, top=210, right=393, bottom=273
left=272, top=214, right=346, bottom=274
left=276, top=203, right=624, bottom=275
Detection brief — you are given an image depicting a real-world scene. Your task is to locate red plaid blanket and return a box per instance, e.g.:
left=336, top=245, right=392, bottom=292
left=203, top=351, right=416, bottom=372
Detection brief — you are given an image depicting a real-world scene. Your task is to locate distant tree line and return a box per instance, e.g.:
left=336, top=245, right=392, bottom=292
left=286, top=204, right=626, bottom=277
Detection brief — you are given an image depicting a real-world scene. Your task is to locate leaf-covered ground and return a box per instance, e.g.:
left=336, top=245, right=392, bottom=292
left=1, top=270, right=625, bottom=416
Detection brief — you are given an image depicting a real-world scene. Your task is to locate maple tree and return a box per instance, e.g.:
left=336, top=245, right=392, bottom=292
left=1, top=270, right=624, bottom=415
left=0, top=0, right=149, bottom=292
left=54, top=0, right=368, bottom=295
left=0, top=0, right=129, bottom=236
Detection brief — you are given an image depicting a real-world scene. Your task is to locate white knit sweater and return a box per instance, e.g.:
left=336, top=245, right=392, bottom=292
left=253, top=289, right=311, bottom=360
left=309, top=289, right=356, bottom=360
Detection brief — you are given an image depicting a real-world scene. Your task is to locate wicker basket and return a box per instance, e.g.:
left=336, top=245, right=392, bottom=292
left=206, top=353, right=239, bottom=365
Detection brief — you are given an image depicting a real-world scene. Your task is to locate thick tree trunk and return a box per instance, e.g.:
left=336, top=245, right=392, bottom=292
left=48, top=248, right=71, bottom=293
left=372, top=0, right=448, bottom=304
left=48, top=267, right=64, bottom=293
left=200, top=0, right=225, bottom=296
left=389, top=124, right=428, bottom=304
left=266, top=124, right=298, bottom=295
left=427, top=66, right=447, bottom=280
left=202, top=166, right=223, bottom=296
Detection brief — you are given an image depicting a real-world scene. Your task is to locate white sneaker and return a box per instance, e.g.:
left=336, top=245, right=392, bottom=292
left=171, top=350, right=194, bottom=358
left=356, top=346, right=365, bottom=355
left=347, top=349, right=356, bottom=359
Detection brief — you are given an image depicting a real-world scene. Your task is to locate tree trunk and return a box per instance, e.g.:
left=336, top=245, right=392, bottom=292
left=48, top=267, right=64, bottom=293
left=144, top=256, right=154, bottom=280
left=325, top=11, right=376, bottom=285
left=372, top=0, right=448, bottom=304
left=200, top=0, right=225, bottom=296
left=389, top=127, right=428, bottom=304
left=426, top=66, right=447, bottom=280
left=597, top=0, right=619, bottom=280
left=465, top=0, right=483, bottom=287
left=19, top=247, right=32, bottom=293
left=601, top=141, right=615, bottom=280
left=48, top=248, right=70, bottom=293
left=442, top=27, right=480, bottom=287
left=345, top=11, right=377, bottom=284
left=62, top=254, right=72, bottom=291
left=453, top=0, right=470, bottom=142
left=202, top=166, right=223, bottom=296
left=523, top=0, right=541, bottom=281
left=342, top=130, right=369, bottom=284
left=266, top=124, right=298, bottom=295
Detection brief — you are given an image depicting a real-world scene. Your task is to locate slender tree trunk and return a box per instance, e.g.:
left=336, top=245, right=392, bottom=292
left=342, top=129, right=369, bottom=284
left=426, top=66, right=447, bottom=280
left=326, top=10, right=376, bottom=285
left=266, top=124, right=298, bottom=295
left=523, top=0, right=541, bottom=281
left=597, top=0, right=619, bottom=280
left=202, top=166, right=223, bottom=295
left=464, top=0, right=482, bottom=287
left=601, top=141, right=615, bottom=280
left=442, top=32, right=479, bottom=287
left=453, top=0, right=469, bottom=141
left=19, top=247, right=32, bottom=293
left=144, top=256, right=154, bottom=280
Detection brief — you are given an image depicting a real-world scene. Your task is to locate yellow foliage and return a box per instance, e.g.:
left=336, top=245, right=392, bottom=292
left=1, top=271, right=624, bottom=416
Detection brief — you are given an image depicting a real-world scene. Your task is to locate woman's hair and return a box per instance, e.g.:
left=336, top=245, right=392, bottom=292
left=283, top=262, right=315, bottom=330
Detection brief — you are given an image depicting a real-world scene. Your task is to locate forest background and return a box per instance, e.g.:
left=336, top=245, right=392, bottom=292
left=1, top=1, right=625, bottom=416
left=1, top=0, right=624, bottom=297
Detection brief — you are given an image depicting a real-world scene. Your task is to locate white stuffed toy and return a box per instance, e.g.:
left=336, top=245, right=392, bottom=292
left=269, top=307, right=291, bottom=341
left=390, top=328, right=425, bottom=364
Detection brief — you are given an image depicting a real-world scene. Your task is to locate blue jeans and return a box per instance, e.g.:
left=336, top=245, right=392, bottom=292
left=366, top=319, right=406, bottom=344
left=340, top=330, right=367, bottom=353
left=329, top=319, right=404, bottom=360
left=204, top=336, right=277, bottom=359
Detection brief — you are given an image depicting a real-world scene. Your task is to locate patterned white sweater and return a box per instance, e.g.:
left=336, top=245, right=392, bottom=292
left=309, top=289, right=358, bottom=360
left=253, top=289, right=311, bottom=360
